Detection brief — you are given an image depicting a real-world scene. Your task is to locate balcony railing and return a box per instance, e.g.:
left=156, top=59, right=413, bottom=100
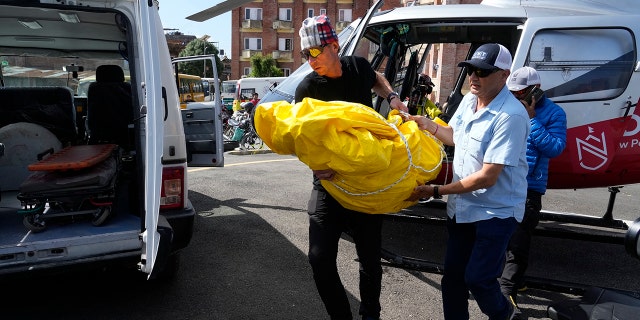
left=242, top=19, right=262, bottom=29
left=272, top=50, right=292, bottom=60
left=241, top=49, right=262, bottom=59
left=272, top=20, right=293, bottom=30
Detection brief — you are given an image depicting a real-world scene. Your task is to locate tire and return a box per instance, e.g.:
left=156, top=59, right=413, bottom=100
left=224, top=140, right=239, bottom=151
left=222, top=123, right=235, bottom=141
left=240, top=131, right=264, bottom=150
left=91, top=206, right=112, bottom=226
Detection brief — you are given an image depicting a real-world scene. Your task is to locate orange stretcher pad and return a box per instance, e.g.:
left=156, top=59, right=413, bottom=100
left=28, top=144, right=118, bottom=172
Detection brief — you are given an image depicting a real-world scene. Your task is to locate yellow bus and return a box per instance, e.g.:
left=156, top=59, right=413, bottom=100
left=178, top=73, right=205, bottom=109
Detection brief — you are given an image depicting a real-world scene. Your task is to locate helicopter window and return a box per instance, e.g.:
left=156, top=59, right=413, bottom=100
left=526, top=28, right=635, bottom=102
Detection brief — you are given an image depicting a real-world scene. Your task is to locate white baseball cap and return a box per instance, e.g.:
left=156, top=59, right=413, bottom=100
left=507, top=66, right=541, bottom=91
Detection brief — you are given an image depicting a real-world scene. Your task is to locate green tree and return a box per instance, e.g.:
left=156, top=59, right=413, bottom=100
left=249, top=54, right=284, bottom=77
left=178, top=38, right=223, bottom=78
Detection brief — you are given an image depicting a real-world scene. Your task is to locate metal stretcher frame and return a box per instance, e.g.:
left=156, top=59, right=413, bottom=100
left=17, top=144, right=121, bottom=233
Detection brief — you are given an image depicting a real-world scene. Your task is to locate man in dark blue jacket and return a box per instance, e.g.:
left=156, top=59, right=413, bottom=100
left=499, top=66, right=567, bottom=318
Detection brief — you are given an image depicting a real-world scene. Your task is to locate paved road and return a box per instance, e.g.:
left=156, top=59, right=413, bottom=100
left=3, top=151, right=639, bottom=319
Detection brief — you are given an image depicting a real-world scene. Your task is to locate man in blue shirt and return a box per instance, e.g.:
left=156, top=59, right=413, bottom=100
left=499, top=66, right=567, bottom=318
left=407, top=43, right=530, bottom=319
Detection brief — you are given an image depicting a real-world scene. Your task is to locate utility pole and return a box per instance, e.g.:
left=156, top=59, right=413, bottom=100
left=201, top=35, right=211, bottom=77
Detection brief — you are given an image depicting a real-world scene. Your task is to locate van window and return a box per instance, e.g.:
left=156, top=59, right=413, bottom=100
left=240, top=88, right=255, bottom=100
left=222, top=81, right=236, bottom=94
left=526, top=28, right=635, bottom=102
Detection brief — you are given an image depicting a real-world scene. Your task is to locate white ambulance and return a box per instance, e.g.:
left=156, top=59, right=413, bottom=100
left=0, top=0, right=222, bottom=279
left=232, top=76, right=286, bottom=111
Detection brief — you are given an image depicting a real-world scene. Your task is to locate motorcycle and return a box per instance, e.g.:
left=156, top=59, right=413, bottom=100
left=226, top=102, right=264, bottom=151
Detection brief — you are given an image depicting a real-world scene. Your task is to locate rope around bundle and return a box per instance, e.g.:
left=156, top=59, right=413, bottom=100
left=254, top=97, right=445, bottom=214
left=327, top=103, right=445, bottom=197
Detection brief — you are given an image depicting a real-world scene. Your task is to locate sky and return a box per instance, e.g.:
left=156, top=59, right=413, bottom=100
left=157, top=1, right=232, bottom=57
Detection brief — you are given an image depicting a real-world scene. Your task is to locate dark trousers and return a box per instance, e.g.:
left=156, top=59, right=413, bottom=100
left=499, top=190, right=542, bottom=300
left=442, top=216, right=517, bottom=320
left=307, top=188, right=383, bottom=320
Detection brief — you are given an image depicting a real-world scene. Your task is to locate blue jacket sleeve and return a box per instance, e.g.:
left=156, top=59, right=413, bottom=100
left=529, top=97, right=567, bottom=159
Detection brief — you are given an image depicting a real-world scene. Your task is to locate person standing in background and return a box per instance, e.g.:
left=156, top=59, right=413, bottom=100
left=499, top=66, right=567, bottom=318
left=250, top=92, right=260, bottom=107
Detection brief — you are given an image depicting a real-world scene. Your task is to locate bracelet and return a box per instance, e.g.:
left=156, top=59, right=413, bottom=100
left=387, top=92, right=399, bottom=104
left=431, top=124, right=439, bottom=136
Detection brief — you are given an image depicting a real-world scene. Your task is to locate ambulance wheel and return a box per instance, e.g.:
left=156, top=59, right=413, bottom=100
left=91, top=206, right=112, bottom=226
left=23, top=215, right=46, bottom=233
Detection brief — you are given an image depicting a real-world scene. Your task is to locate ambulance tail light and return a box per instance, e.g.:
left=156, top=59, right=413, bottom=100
left=160, top=166, right=184, bottom=210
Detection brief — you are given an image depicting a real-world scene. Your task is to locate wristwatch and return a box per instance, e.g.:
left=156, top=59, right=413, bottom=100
left=387, top=91, right=399, bottom=104
left=432, top=185, right=442, bottom=199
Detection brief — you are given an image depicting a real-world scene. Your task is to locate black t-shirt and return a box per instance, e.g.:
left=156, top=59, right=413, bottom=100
left=294, top=56, right=377, bottom=107
left=294, top=56, right=377, bottom=189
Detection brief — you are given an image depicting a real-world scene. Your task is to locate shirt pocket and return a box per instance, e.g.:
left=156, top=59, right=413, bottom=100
left=465, top=126, right=492, bottom=161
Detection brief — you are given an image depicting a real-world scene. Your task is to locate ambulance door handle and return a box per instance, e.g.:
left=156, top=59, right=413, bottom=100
left=162, top=87, right=168, bottom=121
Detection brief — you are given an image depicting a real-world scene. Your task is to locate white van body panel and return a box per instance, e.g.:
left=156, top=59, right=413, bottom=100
left=173, top=56, right=225, bottom=167
left=0, top=0, right=196, bottom=278
left=233, top=77, right=286, bottom=109
left=137, top=0, right=163, bottom=275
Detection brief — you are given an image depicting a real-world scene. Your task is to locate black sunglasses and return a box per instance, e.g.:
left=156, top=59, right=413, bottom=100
left=301, top=44, right=328, bottom=60
left=466, top=67, right=500, bottom=78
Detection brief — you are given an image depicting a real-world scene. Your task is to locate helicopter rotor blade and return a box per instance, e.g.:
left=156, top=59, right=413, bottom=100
left=186, top=0, right=255, bottom=22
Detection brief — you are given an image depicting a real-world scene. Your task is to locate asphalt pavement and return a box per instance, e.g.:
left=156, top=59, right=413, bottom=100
left=2, top=151, right=639, bottom=319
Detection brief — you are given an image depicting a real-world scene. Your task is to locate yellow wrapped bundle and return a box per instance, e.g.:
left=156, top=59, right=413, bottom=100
left=255, top=98, right=445, bottom=214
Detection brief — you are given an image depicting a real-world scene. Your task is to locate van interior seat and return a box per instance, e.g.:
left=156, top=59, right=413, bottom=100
left=0, top=86, right=77, bottom=145
left=86, top=64, right=133, bottom=148
left=0, top=87, right=74, bottom=191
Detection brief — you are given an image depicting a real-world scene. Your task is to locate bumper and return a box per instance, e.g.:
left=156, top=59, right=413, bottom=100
left=161, top=199, right=196, bottom=252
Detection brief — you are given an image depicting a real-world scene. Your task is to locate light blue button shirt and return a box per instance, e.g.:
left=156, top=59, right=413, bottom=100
left=446, top=85, right=530, bottom=223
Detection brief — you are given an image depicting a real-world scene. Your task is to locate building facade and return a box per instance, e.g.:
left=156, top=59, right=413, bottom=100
left=230, top=0, right=403, bottom=80
left=230, top=0, right=482, bottom=106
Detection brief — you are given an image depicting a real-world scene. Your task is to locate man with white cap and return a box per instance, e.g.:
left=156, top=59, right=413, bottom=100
left=499, top=66, right=567, bottom=318
left=405, top=43, right=530, bottom=319
left=294, top=15, right=406, bottom=320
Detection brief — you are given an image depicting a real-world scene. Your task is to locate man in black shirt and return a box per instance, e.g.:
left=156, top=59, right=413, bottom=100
left=294, top=15, right=407, bottom=320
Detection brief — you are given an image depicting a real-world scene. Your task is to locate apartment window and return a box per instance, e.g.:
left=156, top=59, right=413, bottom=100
left=320, top=8, right=326, bottom=16
left=279, top=8, right=292, bottom=21
left=279, top=38, right=293, bottom=51
left=245, top=8, right=262, bottom=20
left=244, top=38, right=262, bottom=50
left=280, top=68, right=291, bottom=77
left=338, top=9, right=352, bottom=22
left=243, top=67, right=251, bottom=76
left=308, top=9, right=314, bottom=18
